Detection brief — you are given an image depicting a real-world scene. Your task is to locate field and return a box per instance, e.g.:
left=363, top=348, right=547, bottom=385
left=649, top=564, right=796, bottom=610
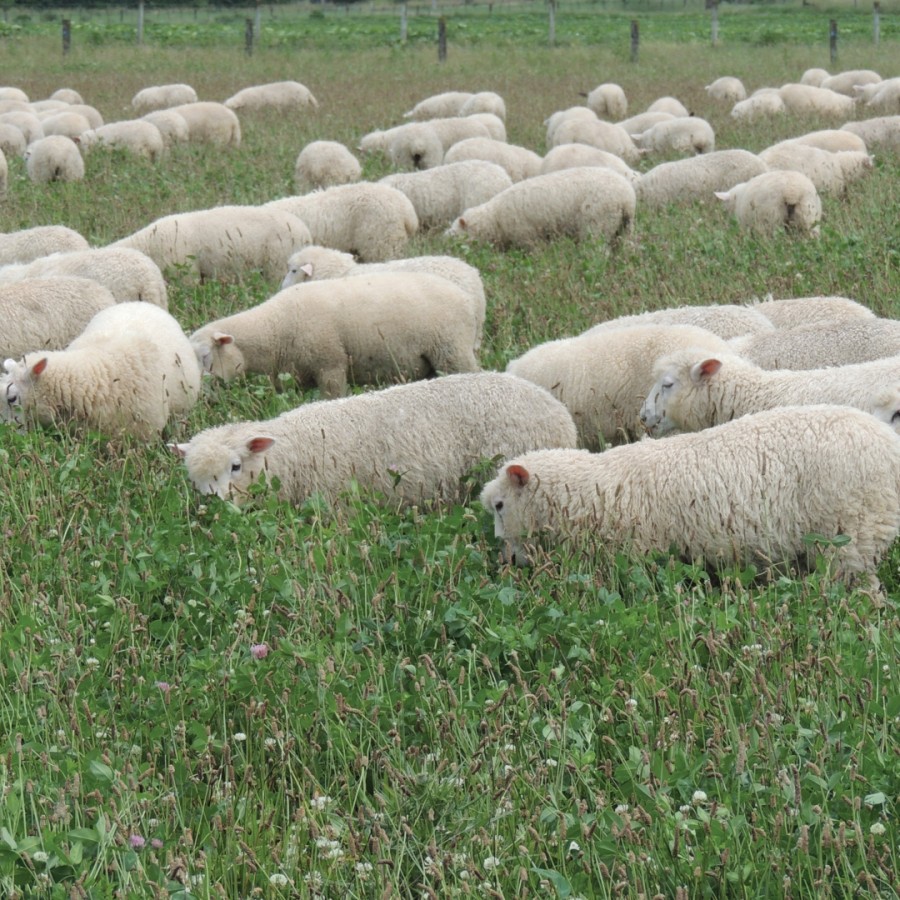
left=1, top=9, right=900, bottom=898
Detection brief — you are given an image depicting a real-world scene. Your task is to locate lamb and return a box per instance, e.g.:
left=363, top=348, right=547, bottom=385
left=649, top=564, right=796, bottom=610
left=459, top=92, right=507, bottom=121
left=506, top=324, right=730, bottom=449
left=584, top=83, right=628, bottom=120
left=224, top=80, right=318, bottom=112
left=820, top=69, right=881, bottom=97
left=294, top=140, right=362, bottom=191
left=77, top=119, right=166, bottom=162
left=841, top=117, right=900, bottom=152
left=631, top=116, right=715, bottom=156
left=635, top=150, right=768, bottom=208
left=444, top=137, right=543, bottom=182
left=758, top=144, right=873, bottom=195
left=639, top=347, right=900, bottom=436
left=264, top=182, right=418, bottom=262
left=24, top=135, right=84, bottom=183
left=705, top=76, right=747, bottom=104
left=189, top=272, right=479, bottom=397
left=380, top=160, right=513, bottom=231
left=0, top=301, right=201, bottom=439
left=480, top=405, right=900, bottom=583
left=141, top=110, right=190, bottom=148
left=584, top=304, right=774, bottom=341
left=548, top=116, right=642, bottom=165
left=171, top=371, right=576, bottom=508
left=0, top=247, right=168, bottom=309
left=403, top=91, right=474, bottom=120
left=0, top=123, right=26, bottom=157
left=714, top=171, right=822, bottom=237
left=445, top=167, right=636, bottom=250
left=752, top=295, right=875, bottom=329
left=132, top=83, right=198, bottom=114
left=778, top=83, right=856, bottom=117
left=0, top=226, right=89, bottom=264
left=0, top=277, right=117, bottom=360
left=729, top=319, right=900, bottom=370
left=167, top=102, right=241, bottom=147
left=110, top=206, right=313, bottom=282
left=540, top=143, right=640, bottom=184
left=730, top=89, right=786, bottom=121
left=279, top=244, right=486, bottom=349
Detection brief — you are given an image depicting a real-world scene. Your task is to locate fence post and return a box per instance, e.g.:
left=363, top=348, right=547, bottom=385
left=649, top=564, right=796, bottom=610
left=137, top=0, right=144, bottom=45
left=62, top=18, right=71, bottom=54
left=255, top=0, right=262, bottom=39
left=829, top=19, right=838, bottom=64
left=400, top=2, right=407, bottom=42
left=873, top=1, right=880, bottom=44
left=437, top=16, right=447, bottom=62
left=548, top=0, right=556, bottom=47
left=245, top=18, right=254, bottom=56
left=630, top=20, right=639, bottom=63
left=708, top=0, right=718, bottom=46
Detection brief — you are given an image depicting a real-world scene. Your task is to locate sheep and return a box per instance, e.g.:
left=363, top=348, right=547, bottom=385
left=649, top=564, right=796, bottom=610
left=57, top=104, right=103, bottom=130
left=617, top=110, right=676, bottom=134
left=0, top=226, right=89, bottom=264
left=0, top=301, right=201, bottom=439
left=279, top=244, right=486, bottom=349
left=0, top=123, right=26, bottom=157
left=631, top=116, right=715, bottom=156
left=132, top=83, right=198, bottom=114
left=167, top=102, right=241, bottom=147
left=49, top=88, right=84, bottom=105
left=776, top=128, right=867, bottom=154
left=444, top=137, right=542, bottom=182
left=635, top=150, right=768, bottom=208
left=584, top=304, right=775, bottom=340
left=480, top=405, right=900, bottom=583
left=584, top=83, right=628, bottom=120
left=820, top=69, right=881, bottom=97
left=544, top=106, right=600, bottom=145
left=141, top=110, right=190, bottom=148
left=294, top=140, right=362, bottom=192
left=506, top=324, right=731, bottom=449
left=841, top=116, right=900, bottom=152
left=189, top=272, right=480, bottom=397
left=800, top=68, right=830, bottom=87
left=0, top=277, right=118, bottom=360
left=380, top=160, right=513, bottom=231
left=714, top=171, right=822, bottom=237
left=77, top=120, right=166, bottom=162
left=0, top=248, right=168, bottom=309
left=264, top=182, right=418, bottom=263
left=855, top=78, right=900, bottom=115
left=110, top=206, right=313, bottom=282
left=0, top=87, right=29, bottom=103
left=39, top=111, right=92, bottom=140
left=705, top=76, right=747, bottom=104
left=639, top=347, right=900, bottom=437
left=24, top=135, right=84, bottom=183
left=403, top=91, right=474, bottom=120
left=171, top=371, right=576, bottom=508
left=729, top=319, right=900, bottom=370
left=758, top=144, right=873, bottom=195
left=31, top=99, right=70, bottom=116
left=540, top=143, right=640, bottom=184
left=730, top=89, right=786, bottom=121
left=224, top=81, right=319, bottom=112
left=459, top=91, right=507, bottom=121
left=752, top=295, right=875, bottom=329
left=779, top=83, right=856, bottom=117
left=548, top=116, right=642, bottom=165
left=389, top=118, right=495, bottom=170
left=647, top=96, right=691, bottom=117
left=446, top=167, right=635, bottom=250
left=0, top=111, right=43, bottom=144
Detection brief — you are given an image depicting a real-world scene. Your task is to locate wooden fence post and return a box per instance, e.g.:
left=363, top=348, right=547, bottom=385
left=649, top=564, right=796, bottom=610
left=548, top=0, right=556, bottom=47
left=245, top=18, right=254, bottom=56
left=873, top=2, right=880, bottom=44
left=829, top=19, right=838, bottom=64
left=630, top=20, right=639, bottom=63
left=708, top=0, right=718, bottom=46
left=400, top=2, right=407, bottom=43
left=438, top=16, right=447, bottom=62
left=137, top=0, right=144, bottom=45
left=62, top=18, right=71, bottom=54
left=255, top=0, right=262, bottom=39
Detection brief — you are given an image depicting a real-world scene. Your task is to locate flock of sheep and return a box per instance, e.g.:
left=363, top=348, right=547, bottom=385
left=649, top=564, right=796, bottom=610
left=0, top=66, right=899, bottom=587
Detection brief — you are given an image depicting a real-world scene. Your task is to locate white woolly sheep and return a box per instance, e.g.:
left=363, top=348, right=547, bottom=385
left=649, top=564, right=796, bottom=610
left=31, top=100, right=69, bottom=115
left=730, top=89, right=786, bottom=121
left=132, top=84, right=198, bottom=114
left=758, top=144, right=873, bottom=195
left=390, top=118, right=495, bottom=170
left=110, top=206, right=313, bottom=282
left=141, top=110, right=190, bottom=148
left=540, top=143, right=640, bottom=184
left=456, top=112, right=506, bottom=142
left=0, top=111, right=42, bottom=144
left=705, top=77, right=747, bottom=104
left=264, top=182, right=418, bottom=262
left=294, top=140, right=362, bottom=192
left=39, top=111, right=92, bottom=140
left=445, top=167, right=636, bottom=250
left=280, top=244, right=486, bottom=349
left=24, top=135, right=84, bottom=183
left=841, top=116, right=900, bottom=152
left=714, top=171, right=822, bottom=237
left=224, top=81, right=318, bottom=112
left=50, top=88, right=84, bottom=105
left=0, top=226, right=89, bottom=264
left=0, top=123, right=26, bottom=157
left=617, top=110, right=676, bottom=134
left=189, top=272, right=479, bottom=397
left=171, top=371, right=576, bottom=508
left=549, top=116, right=642, bottom=165
left=585, top=83, right=628, bottom=121
left=800, top=68, right=830, bottom=87
left=77, top=120, right=166, bottom=162
left=636, top=150, right=768, bottom=208
left=380, top=160, right=513, bottom=231
left=444, top=137, right=543, bottom=182
left=585, top=303, right=774, bottom=340
left=460, top=92, right=507, bottom=121
left=0, top=87, right=29, bottom=103
left=0, top=277, right=117, bottom=359
left=752, top=294, right=875, bottom=329
left=57, top=104, right=103, bottom=129
left=728, top=318, right=900, bottom=370
left=779, top=83, right=856, bottom=117
left=0, top=247, right=168, bottom=308
left=856, top=78, right=900, bottom=115
left=639, top=347, right=900, bottom=436
left=507, top=323, right=730, bottom=449
left=631, top=116, right=715, bottom=156
left=480, top=405, right=900, bottom=583
left=647, top=96, right=691, bottom=117
left=777, top=128, right=868, bottom=154
left=821, top=69, right=881, bottom=97
left=544, top=106, right=599, bottom=145
left=0, top=301, right=201, bottom=439
left=167, top=102, right=241, bottom=147
left=403, top=91, right=474, bottom=120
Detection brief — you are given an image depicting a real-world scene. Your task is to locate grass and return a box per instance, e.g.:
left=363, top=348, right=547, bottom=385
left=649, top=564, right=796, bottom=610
left=0, top=15, right=899, bottom=899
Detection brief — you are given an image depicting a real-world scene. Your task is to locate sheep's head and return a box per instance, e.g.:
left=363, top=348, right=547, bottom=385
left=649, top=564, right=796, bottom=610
left=640, top=351, right=724, bottom=436
left=171, top=433, right=276, bottom=501
left=190, top=331, right=244, bottom=381
left=870, top=385, right=900, bottom=434
left=479, top=462, right=533, bottom=566
left=281, top=257, right=314, bottom=290
left=0, top=356, right=45, bottom=426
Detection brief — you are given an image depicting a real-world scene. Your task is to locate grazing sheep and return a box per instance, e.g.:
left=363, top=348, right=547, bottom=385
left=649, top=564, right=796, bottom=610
left=456, top=112, right=506, bottom=142
left=776, top=128, right=867, bottom=154
left=705, top=76, right=747, bottom=104
left=821, top=69, right=881, bottom=97
left=58, top=104, right=103, bottom=129
left=636, top=150, right=768, bottom=208
left=506, top=324, right=730, bottom=449
left=714, top=171, right=822, bottom=237
left=39, top=111, right=92, bottom=139
left=224, top=80, right=318, bottom=112
left=0, top=226, right=89, bottom=264
left=460, top=91, right=507, bottom=121
left=0, top=302, right=201, bottom=439
left=585, top=304, right=775, bottom=341
left=389, top=118, right=494, bottom=170
left=167, top=102, right=241, bottom=147
left=132, top=83, right=198, bottom=114
left=758, top=143, right=873, bottom=195
left=841, top=116, right=900, bottom=152
left=0, top=87, right=29, bottom=103
left=403, top=91, right=474, bottom=120
left=264, top=182, right=418, bottom=262
left=617, top=110, right=676, bottom=134
left=444, top=137, right=542, bottom=182
left=752, top=295, right=875, bottom=329
left=631, top=116, right=715, bottom=156
left=141, top=110, right=190, bottom=148
left=24, top=135, right=84, bottom=183
left=585, top=83, right=628, bottom=120
left=0, top=248, right=168, bottom=308
left=549, top=115, right=642, bottom=165
left=0, top=123, right=26, bottom=157
left=647, top=96, right=690, bottom=117
left=540, top=143, right=640, bottom=184
left=446, top=167, right=636, bottom=249
left=480, top=405, right=900, bottom=583
left=855, top=78, right=900, bottom=115
left=800, top=68, right=830, bottom=87
left=50, top=88, right=84, bottom=105
left=294, top=140, right=361, bottom=191
left=171, top=371, right=576, bottom=508
left=0, top=111, right=43, bottom=144
left=189, top=272, right=479, bottom=397
left=77, top=120, right=166, bottom=162
left=544, top=106, right=600, bottom=145
left=779, top=83, right=856, bottom=117
left=110, top=206, right=313, bottom=282
left=0, top=277, right=117, bottom=359
left=730, top=89, right=786, bottom=121
left=639, top=347, right=900, bottom=436
left=380, top=160, right=513, bottom=231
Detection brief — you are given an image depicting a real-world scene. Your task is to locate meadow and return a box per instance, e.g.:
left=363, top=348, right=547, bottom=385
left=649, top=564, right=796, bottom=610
left=0, top=7, right=899, bottom=897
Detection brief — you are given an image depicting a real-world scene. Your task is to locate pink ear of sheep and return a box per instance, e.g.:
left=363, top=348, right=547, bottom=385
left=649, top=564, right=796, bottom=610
left=168, top=443, right=189, bottom=458
left=300, top=263, right=314, bottom=277
left=506, top=463, right=530, bottom=488
left=247, top=436, right=276, bottom=454
left=30, top=358, right=49, bottom=379
left=690, top=358, right=722, bottom=383
left=212, top=332, right=234, bottom=347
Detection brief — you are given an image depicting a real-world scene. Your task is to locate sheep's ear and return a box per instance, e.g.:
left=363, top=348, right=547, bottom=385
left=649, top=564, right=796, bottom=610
left=168, top=442, right=189, bottom=458
left=247, top=436, right=276, bottom=454
left=457, top=217, right=468, bottom=231
left=300, top=263, right=314, bottom=277
left=690, top=358, right=722, bottom=382
left=3, top=358, right=16, bottom=373
left=506, top=463, right=530, bottom=488
left=713, top=190, right=730, bottom=202
left=212, top=332, right=234, bottom=347
left=30, top=357, right=49, bottom=379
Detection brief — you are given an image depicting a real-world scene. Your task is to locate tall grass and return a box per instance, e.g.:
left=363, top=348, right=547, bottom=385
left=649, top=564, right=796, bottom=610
left=0, top=24, right=899, bottom=899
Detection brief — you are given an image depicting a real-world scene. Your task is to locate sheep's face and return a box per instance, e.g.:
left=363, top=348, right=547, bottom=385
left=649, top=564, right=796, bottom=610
left=0, top=357, right=40, bottom=426
left=870, top=385, right=900, bottom=434
left=641, top=355, right=722, bottom=437
left=281, top=259, right=313, bottom=290
left=173, top=434, right=276, bottom=501
left=191, top=332, right=244, bottom=381
left=480, top=463, right=533, bottom=566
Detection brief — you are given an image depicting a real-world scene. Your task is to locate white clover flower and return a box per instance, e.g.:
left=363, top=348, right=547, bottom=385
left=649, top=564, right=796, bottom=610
left=692, top=790, right=708, bottom=804
left=614, top=804, right=629, bottom=815
left=268, top=873, right=289, bottom=887
left=311, top=794, right=332, bottom=810
left=567, top=840, right=581, bottom=855
left=870, top=822, right=887, bottom=836
left=32, top=851, right=49, bottom=864
left=483, top=855, right=501, bottom=871
left=233, top=732, right=247, bottom=743
left=545, top=758, right=558, bottom=768
left=265, top=738, right=277, bottom=749
left=85, top=657, right=100, bottom=670
left=625, top=698, right=638, bottom=711
left=355, top=861, right=374, bottom=878
left=304, top=871, right=324, bottom=888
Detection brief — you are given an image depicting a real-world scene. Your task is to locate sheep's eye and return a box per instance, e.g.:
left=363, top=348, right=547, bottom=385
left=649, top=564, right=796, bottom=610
left=662, top=377, right=674, bottom=389
left=6, top=384, right=18, bottom=405
left=230, top=461, right=242, bottom=474
left=494, top=501, right=504, bottom=512
left=892, top=410, right=900, bottom=424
